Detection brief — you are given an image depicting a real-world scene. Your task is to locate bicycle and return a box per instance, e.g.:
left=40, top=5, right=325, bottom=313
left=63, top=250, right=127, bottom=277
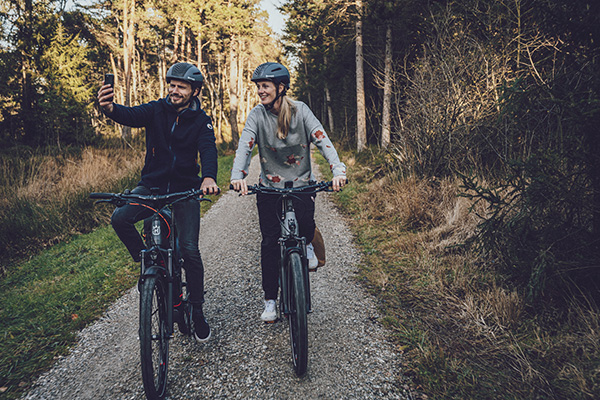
left=90, top=188, right=216, bottom=400
left=233, top=180, right=338, bottom=377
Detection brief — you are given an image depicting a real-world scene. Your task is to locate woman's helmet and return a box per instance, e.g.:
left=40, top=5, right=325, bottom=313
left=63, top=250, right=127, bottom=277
left=251, top=62, right=290, bottom=90
left=166, top=62, right=204, bottom=91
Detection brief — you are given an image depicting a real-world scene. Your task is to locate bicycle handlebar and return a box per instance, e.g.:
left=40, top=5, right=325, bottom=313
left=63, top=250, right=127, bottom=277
left=90, top=187, right=220, bottom=206
left=229, top=180, right=347, bottom=195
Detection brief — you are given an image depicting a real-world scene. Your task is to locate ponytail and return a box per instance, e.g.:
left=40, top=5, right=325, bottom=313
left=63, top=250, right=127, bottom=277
left=277, top=96, right=296, bottom=140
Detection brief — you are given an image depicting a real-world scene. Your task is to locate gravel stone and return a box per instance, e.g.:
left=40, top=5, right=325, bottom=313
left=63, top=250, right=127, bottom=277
left=22, top=155, right=414, bottom=400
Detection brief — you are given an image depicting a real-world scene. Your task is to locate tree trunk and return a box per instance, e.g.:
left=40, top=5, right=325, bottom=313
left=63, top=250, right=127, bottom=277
left=197, top=25, right=203, bottom=100
left=355, top=0, right=367, bottom=152
left=217, top=54, right=224, bottom=142
left=303, top=59, right=312, bottom=109
left=324, top=56, right=334, bottom=133
left=159, top=54, right=165, bottom=96
left=20, top=0, right=35, bottom=143
left=229, top=37, right=240, bottom=147
left=381, top=22, right=392, bottom=149
left=121, top=0, right=134, bottom=141
left=172, top=18, right=181, bottom=63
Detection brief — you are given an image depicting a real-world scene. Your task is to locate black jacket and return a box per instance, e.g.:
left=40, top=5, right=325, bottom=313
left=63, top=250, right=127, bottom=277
left=107, top=96, right=218, bottom=193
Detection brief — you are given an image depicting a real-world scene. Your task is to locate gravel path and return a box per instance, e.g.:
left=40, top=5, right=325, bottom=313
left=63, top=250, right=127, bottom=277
left=22, top=156, right=411, bottom=400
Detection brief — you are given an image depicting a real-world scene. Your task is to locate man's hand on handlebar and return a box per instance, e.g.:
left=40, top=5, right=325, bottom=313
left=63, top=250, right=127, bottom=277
left=230, top=179, right=248, bottom=196
left=200, top=177, right=220, bottom=196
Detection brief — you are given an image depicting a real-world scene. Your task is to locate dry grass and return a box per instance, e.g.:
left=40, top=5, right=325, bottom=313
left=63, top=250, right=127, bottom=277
left=335, top=153, right=600, bottom=399
left=2, top=147, right=143, bottom=205
left=0, top=146, right=144, bottom=269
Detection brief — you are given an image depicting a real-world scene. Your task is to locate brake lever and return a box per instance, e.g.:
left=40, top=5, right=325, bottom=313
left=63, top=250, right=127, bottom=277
left=94, top=199, right=113, bottom=205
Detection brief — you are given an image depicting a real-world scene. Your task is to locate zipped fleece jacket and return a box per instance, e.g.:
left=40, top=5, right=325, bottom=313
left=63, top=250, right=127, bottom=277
left=106, top=96, right=218, bottom=194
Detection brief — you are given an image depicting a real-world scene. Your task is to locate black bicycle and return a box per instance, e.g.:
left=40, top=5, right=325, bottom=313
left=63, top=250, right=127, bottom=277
left=235, top=180, right=337, bottom=377
left=90, top=188, right=215, bottom=400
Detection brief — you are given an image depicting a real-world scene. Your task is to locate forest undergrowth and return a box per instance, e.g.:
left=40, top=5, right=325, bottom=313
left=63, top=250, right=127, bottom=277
left=323, top=150, right=599, bottom=400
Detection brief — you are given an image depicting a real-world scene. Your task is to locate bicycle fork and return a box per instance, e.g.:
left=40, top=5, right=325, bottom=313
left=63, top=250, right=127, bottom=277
left=140, top=248, right=176, bottom=338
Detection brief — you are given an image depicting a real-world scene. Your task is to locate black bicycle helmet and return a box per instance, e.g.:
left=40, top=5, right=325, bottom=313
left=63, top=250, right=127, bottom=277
left=166, top=62, right=204, bottom=90
left=251, top=62, right=290, bottom=90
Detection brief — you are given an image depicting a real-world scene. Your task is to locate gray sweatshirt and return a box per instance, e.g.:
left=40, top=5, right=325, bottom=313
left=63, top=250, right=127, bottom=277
left=231, top=100, right=347, bottom=188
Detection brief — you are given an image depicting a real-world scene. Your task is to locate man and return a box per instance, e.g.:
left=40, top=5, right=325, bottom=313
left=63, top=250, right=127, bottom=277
left=97, top=62, right=218, bottom=342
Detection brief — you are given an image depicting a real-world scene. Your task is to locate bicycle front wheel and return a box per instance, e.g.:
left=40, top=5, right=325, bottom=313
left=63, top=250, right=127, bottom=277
left=139, top=275, right=169, bottom=400
left=287, top=251, right=308, bottom=377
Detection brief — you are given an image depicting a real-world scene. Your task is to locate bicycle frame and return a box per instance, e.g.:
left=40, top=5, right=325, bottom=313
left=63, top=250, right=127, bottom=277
left=90, top=188, right=212, bottom=336
left=278, top=192, right=311, bottom=316
left=91, top=188, right=215, bottom=399
left=140, top=208, right=178, bottom=336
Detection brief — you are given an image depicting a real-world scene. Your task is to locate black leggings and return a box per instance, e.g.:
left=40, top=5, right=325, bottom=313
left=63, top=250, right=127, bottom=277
left=257, top=191, right=316, bottom=300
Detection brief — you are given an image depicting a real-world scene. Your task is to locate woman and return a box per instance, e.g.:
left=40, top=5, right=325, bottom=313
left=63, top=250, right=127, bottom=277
left=230, top=62, right=347, bottom=322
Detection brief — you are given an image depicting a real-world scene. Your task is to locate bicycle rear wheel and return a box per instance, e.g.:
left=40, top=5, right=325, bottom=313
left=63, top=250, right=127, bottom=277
left=287, top=251, right=308, bottom=377
left=139, top=275, right=169, bottom=400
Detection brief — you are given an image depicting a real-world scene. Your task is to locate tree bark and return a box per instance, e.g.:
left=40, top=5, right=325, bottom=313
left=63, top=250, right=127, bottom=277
left=381, top=22, right=392, bottom=149
left=355, top=0, right=367, bottom=152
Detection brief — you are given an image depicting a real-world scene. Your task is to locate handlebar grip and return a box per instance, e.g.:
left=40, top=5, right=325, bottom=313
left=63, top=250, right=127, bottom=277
left=89, top=192, right=115, bottom=199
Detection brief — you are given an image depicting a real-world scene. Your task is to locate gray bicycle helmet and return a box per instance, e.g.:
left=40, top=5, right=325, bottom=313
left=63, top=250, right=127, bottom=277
left=251, top=62, right=290, bottom=90
left=166, top=62, right=204, bottom=90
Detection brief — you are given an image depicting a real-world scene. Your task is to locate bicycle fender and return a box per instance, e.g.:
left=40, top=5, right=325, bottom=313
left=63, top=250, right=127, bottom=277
left=142, top=265, right=166, bottom=277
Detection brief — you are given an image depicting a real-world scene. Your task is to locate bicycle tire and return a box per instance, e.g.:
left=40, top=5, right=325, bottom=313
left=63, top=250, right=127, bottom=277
left=287, top=251, right=308, bottom=376
left=139, top=275, right=169, bottom=400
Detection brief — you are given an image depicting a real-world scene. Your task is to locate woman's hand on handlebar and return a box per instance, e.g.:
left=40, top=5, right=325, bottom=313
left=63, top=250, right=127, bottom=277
left=331, top=175, right=347, bottom=192
left=230, top=179, right=248, bottom=195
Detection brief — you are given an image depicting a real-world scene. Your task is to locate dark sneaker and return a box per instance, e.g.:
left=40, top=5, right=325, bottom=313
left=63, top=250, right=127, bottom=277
left=192, top=308, right=211, bottom=342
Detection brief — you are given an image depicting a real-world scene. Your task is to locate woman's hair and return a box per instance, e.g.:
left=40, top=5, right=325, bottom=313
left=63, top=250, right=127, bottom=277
left=277, top=95, right=296, bottom=140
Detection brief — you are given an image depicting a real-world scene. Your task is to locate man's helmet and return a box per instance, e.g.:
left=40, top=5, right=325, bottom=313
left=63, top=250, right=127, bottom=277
left=166, top=62, right=204, bottom=90
left=251, top=62, right=290, bottom=90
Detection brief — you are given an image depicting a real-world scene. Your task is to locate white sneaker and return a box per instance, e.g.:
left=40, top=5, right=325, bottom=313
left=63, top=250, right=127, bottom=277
left=261, top=299, right=277, bottom=322
left=306, top=243, right=318, bottom=269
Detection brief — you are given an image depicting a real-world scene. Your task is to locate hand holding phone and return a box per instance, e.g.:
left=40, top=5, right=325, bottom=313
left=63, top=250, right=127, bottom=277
left=99, top=73, right=115, bottom=113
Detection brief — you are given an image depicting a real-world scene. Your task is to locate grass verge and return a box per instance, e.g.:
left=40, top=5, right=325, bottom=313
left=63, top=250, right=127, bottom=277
left=316, top=148, right=600, bottom=400
left=0, top=153, right=235, bottom=399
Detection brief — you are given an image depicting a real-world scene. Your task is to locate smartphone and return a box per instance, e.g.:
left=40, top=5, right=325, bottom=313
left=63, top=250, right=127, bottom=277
left=104, top=73, right=114, bottom=88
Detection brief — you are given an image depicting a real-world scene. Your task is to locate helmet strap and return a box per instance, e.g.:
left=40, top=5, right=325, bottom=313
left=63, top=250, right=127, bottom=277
left=264, top=86, right=286, bottom=111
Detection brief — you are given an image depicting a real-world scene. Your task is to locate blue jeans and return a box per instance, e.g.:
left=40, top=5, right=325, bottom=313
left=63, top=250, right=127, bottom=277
left=111, top=186, right=205, bottom=304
